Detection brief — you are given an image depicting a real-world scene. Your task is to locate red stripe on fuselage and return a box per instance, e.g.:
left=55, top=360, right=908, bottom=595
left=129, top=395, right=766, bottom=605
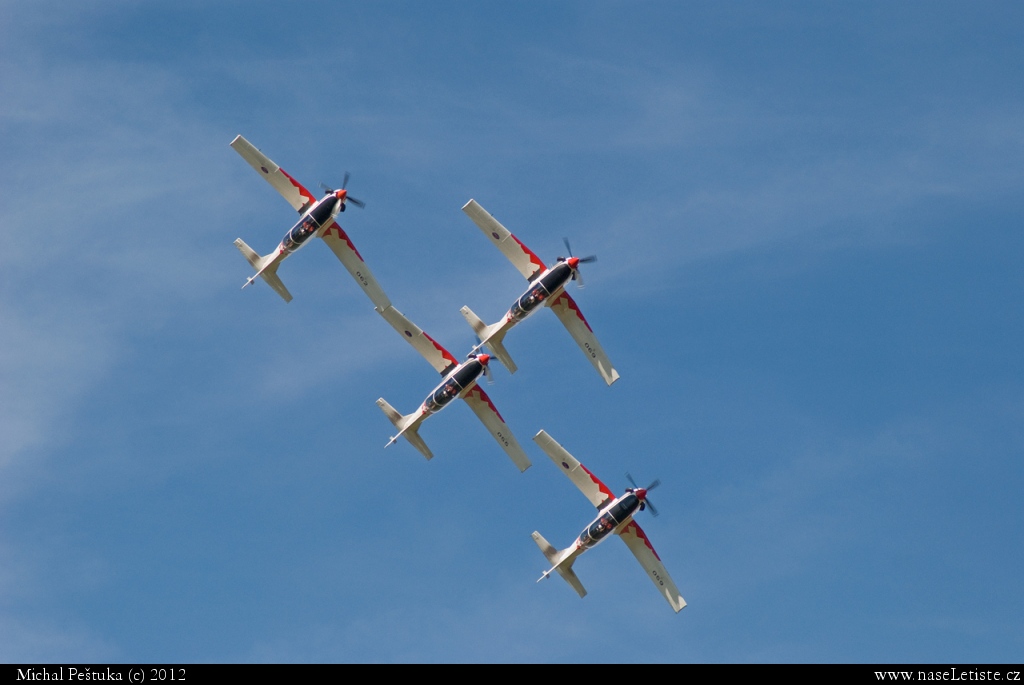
left=323, top=222, right=365, bottom=262
left=555, top=293, right=593, bottom=332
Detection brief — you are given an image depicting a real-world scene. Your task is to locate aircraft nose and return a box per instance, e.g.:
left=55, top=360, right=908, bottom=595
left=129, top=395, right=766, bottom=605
left=568, top=257, right=580, bottom=269
left=335, top=189, right=347, bottom=200
left=478, top=354, right=491, bottom=366
left=635, top=488, right=647, bottom=500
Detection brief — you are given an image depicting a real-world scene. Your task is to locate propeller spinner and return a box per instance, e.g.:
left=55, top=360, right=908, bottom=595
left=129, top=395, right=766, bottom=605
left=558, top=237, right=597, bottom=288
left=626, top=472, right=661, bottom=518
left=319, top=172, right=365, bottom=210
left=470, top=352, right=494, bottom=385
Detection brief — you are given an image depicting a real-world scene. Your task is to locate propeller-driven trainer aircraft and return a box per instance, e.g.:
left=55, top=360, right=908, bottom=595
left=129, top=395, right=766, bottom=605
left=531, top=430, right=685, bottom=612
left=375, top=305, right=531, bottom=472
left=230, top=135, right=389, bottom=307
left=460, top=200, right=619, bottom=385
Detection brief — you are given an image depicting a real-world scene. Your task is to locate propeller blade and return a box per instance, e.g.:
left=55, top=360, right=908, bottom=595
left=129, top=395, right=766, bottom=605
left=646, top=478, right=661, bottom=492
left=563, top=237, right=573, bottom=257
left=319, top=182, right=334, bottom=195
left=578, top=255, right=597, bottom=264
left=347, top=196, right=366, bottom=209
left=645, top=500, right=660, bottom=518
left=342, top=171, right=350, bottom=190
left=625, top=472, right=638, bottom=489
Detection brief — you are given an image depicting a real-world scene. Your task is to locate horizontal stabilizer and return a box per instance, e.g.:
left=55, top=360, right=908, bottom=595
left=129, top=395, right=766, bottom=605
left=235, top=239, right=292, bottom=303
left=532, top=532, right=586, bottom=598
left=531, top=531, right=559, bottom=565
left=460, top=306, right=517, bottom=374
left=260, top=269, right=292, bottom=303
left=557, top=565, right=587, bottom=599
left=234, top=238, right=262, bottom=269
left=376, top=398, right=432, bottom=460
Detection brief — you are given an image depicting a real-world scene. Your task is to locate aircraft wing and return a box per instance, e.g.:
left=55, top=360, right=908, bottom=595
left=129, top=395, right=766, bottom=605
left=230, top=135, right=316, bottom=214
left=547, top=292, right=620, bottom=386
left=533, top=430, right=614, bottom=509
left=462, top=200, right=546, bottom=281
left=462, top=386, right=531, bottom=472
left=617, top=520, right=687, bottom=613
left=377, top=304, right=459, bottom=376
left=319, top=221, right=393, bottom=311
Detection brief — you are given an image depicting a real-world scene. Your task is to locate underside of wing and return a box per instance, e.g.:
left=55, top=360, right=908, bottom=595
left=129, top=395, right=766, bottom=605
left=532, top=430, right=614, bottom=509
left=462, top=386, right=531, bottom=472
left=319, top=221, right=392, bottom=311
left=617, top=520, right=686, bottom=613
left=462, top=199, right=546, bottom=281
left=230, top=135, right=317, bottom=214
left=377, top=304, right=458, bottom=376
left=547, top=292, right=620, bottom=385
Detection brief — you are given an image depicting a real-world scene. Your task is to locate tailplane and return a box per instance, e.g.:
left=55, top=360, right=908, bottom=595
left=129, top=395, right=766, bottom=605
left=377, top=398, right=432, bottom=459
left=461, top=306, right=517, bottom=374
left=532, top=531, right=587, bottom=598
left=234, top=238, right=292, bottom=302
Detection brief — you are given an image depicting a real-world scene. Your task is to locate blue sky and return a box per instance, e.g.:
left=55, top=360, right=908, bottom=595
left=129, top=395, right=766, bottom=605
left=2, top=0, right=1022, bottom=663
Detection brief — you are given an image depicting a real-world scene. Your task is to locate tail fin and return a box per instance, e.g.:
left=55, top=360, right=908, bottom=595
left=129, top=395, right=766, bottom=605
left=376, top=398, right=433, bottom=459
left=532, top=531, right=587, bottom=598
left=461, top=306, right=517, bottom=374
left=234, top=238, right=292, bottom=303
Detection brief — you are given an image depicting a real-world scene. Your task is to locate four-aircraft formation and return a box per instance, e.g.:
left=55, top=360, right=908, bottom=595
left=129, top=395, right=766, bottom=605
left=230, top=134, right=686, bottom=613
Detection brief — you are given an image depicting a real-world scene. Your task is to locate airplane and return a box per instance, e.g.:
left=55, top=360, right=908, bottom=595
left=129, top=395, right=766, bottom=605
left=459, top=200, right=620, bottom=386
left=230, top=134, right=391, bottom=308
left=375, top=304, right=531, bottom=472
left=530, top=430, right=686, bottom=613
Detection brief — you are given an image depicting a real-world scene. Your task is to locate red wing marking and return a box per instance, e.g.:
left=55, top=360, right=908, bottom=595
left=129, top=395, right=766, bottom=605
left=624, top=520, right=661, bottom=560
left=323, top=221, right=365, bottom=262
left=278, top=168, right=317, bottom=208
left=579, top=463, right=615, bottom=502
left=422, top=332, right=459, bottom=368
left=511, top=235, right=546, bottom=274
left=468, top=386, right=504, bottom=422
left=555, top=292, right=593, bottom=332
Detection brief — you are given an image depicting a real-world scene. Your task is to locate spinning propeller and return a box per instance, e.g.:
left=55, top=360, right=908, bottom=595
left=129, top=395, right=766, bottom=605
left=625, top=472, right=661, bottom=517
left=319, top=172, right=365, bottom=211
left=474, top=352, right=495, bottom=385
left=557, top=238, right=597, bottom=288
